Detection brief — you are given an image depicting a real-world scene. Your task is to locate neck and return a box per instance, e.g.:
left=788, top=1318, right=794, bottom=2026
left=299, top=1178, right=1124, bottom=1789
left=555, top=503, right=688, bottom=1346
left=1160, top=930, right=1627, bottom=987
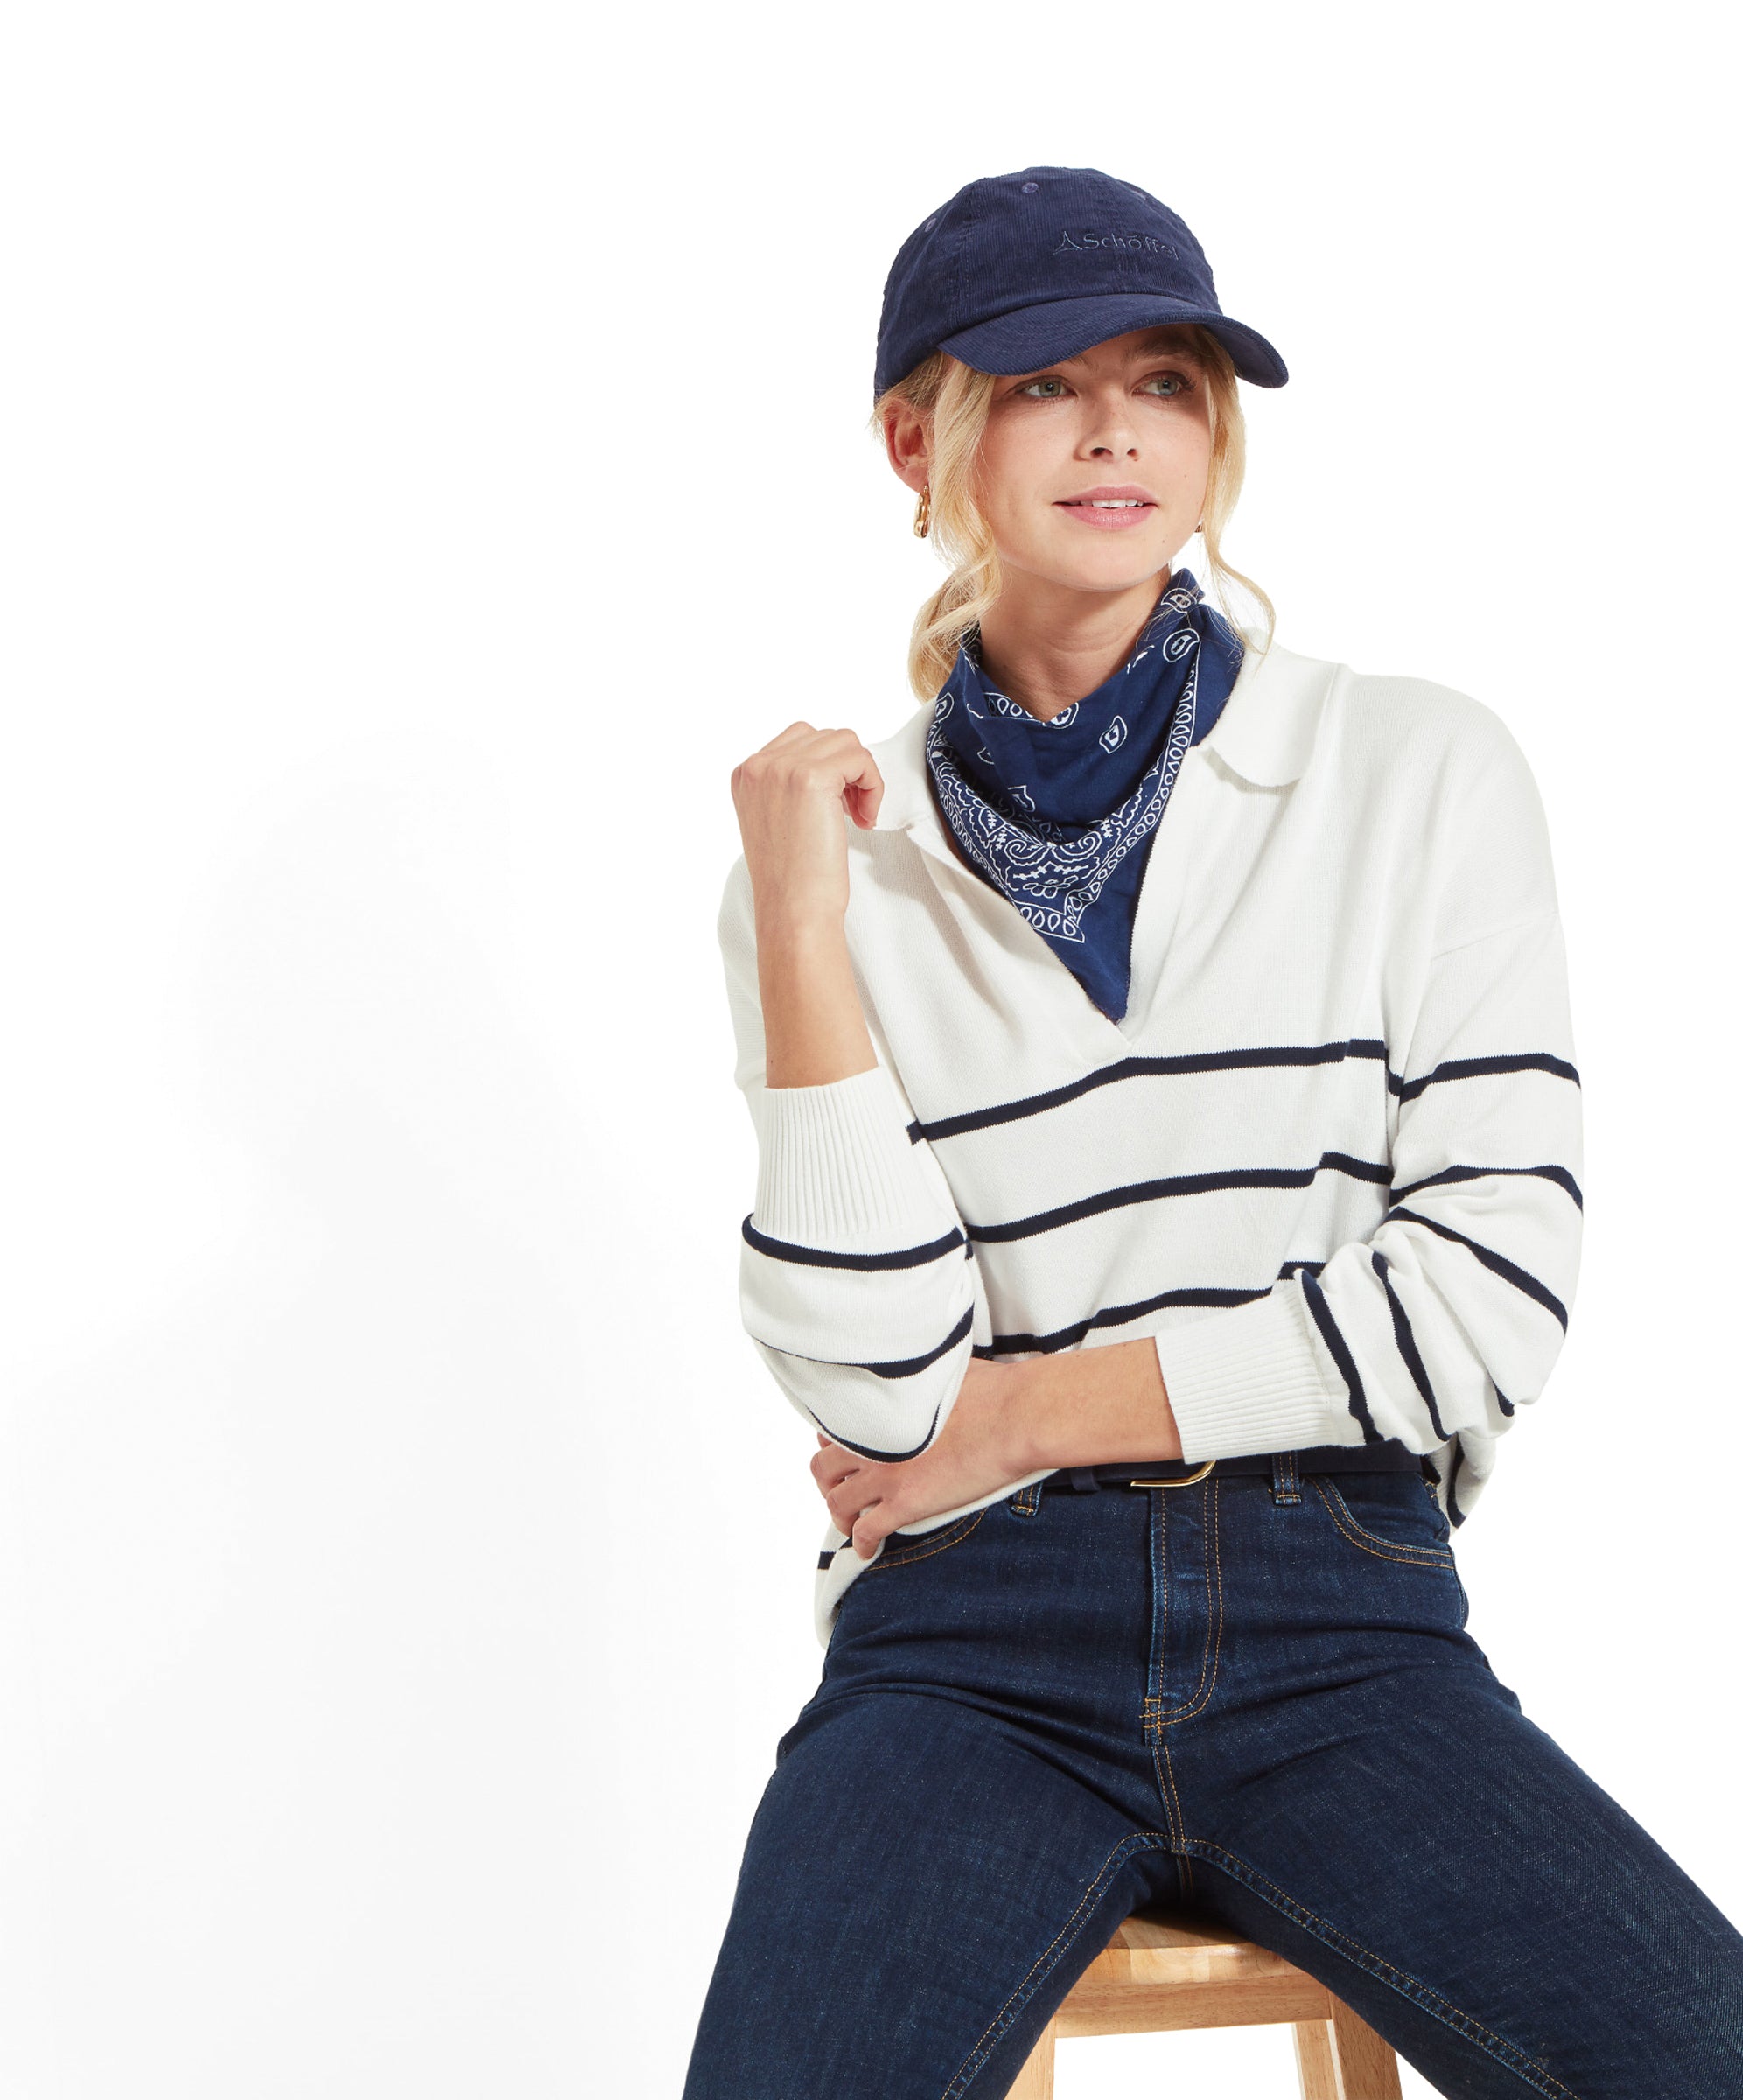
left=975, top=570, right=1170, bottom=723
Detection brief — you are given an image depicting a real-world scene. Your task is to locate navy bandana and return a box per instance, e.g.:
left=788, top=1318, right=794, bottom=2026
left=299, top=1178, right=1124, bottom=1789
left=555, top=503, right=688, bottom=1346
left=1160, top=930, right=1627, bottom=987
left=924, top=570, right=1243, bottom=1022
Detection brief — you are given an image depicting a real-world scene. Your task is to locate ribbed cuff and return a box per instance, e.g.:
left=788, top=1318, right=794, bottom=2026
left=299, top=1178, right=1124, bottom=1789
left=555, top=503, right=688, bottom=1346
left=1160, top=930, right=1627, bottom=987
left=1158, top=1284, right=1362, bottom=1460
left=752, top=1063, right=948, bottom=1247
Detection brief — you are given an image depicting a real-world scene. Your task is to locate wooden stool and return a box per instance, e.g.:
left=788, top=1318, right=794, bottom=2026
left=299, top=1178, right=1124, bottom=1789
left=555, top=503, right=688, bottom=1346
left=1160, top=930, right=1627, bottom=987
left=1010, top=1907, right=1403, bottom=2098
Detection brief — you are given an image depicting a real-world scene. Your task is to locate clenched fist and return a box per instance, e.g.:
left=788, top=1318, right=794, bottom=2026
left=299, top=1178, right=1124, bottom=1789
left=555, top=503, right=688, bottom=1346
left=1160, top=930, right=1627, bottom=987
left=731, top=722, right=886, bottom=928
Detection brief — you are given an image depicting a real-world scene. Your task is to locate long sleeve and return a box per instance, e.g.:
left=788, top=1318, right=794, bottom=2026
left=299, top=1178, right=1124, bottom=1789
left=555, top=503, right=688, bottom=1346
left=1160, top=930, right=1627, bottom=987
left=717, top=855, right=977, bottom=1461
left=1156, top=709, right=1583, bottom=1515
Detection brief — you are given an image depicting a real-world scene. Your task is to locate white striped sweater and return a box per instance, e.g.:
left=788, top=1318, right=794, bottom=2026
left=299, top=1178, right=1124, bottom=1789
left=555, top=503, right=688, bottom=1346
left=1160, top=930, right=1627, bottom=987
left=717, top=634, right=1583, bottom=1646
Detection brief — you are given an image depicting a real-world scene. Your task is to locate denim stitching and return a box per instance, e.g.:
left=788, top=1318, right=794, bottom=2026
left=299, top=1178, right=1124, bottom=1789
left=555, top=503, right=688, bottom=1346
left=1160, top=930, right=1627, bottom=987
left=1144, top=1480, right=1225, bottom=1725
left=942, top=1829, right=1173, bottom=2098
left=868, top=1508, right=987, bottom=1571
left=1156, top=1740, right=1195, bottom=1900
left=1148, top=1743, right=1181, bottom=1853
left=1144, top=1488, right=1169, bottom=1727
left=1177, top=1837, right=1578, bottom=2098
left=1142, top=1746, right=1184, bottom=1865
left=1143, top=1482, right=1204, bottom=1720
left=1320, top=1478, right=1452, bottom=1562
left=1314, top=1479, right=1456, bottom=1569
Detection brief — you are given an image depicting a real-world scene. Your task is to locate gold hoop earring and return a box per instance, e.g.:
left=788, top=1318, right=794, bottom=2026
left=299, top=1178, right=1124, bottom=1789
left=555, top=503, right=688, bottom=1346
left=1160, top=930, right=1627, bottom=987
left=914, top=486, right=931, bottom=539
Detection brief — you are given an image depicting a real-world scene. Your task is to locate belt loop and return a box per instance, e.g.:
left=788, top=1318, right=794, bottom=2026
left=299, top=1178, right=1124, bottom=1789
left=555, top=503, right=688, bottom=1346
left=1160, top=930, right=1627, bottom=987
left=1009, top=1478, right=1045, bottom=1517
left=1270, top=1450, right=1302, bottom=1505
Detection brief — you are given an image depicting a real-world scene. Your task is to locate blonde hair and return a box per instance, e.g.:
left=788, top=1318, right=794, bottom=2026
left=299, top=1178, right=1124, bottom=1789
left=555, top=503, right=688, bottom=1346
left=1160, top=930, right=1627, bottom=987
left=873, top=326, right=1275, bottom=700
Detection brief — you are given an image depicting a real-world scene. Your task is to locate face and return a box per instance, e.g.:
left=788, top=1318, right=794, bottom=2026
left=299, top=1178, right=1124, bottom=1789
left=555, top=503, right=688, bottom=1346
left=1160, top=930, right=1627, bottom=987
left=889, top=326, right=1214, bottom=603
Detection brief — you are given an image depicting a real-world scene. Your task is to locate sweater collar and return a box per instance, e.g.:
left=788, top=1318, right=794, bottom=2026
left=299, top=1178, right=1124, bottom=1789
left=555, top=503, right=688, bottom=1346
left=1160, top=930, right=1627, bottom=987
left=867, top=633, right=1336, bottom=850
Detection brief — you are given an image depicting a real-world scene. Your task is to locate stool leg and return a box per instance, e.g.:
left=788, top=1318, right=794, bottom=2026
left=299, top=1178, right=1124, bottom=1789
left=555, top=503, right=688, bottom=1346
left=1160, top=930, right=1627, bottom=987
left=1293, top=1998, right=1402, bottom=2100
left=1008, top=2017, right=1055, bottom=2098
left=1294, top=2019, right=1339, bottom=2099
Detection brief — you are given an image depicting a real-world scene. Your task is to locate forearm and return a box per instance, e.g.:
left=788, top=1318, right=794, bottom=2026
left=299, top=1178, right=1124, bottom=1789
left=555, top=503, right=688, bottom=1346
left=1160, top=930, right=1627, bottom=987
left=756, top=907, right=877, bottom=1088
left=1010, top=1337, right=1183, bottom=1471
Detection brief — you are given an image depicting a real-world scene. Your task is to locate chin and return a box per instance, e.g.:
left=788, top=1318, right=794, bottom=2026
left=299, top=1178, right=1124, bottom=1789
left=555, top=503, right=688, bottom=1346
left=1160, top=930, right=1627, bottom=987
left=1022, top=527, right=1175, bottom=594
left=1052, top=553, right=1173, bottom=598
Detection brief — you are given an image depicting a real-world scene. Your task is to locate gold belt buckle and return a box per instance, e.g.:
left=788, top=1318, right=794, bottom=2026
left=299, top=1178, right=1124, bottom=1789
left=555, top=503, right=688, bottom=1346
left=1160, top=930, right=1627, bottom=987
left=1127, top=1458, right=1217, bottom=1488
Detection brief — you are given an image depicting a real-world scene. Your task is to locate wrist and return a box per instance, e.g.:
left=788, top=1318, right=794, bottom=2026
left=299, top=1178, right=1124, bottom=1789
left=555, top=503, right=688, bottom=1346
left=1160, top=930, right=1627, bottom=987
left=1005, top=1339, right=1183, bottom=1472
left=755, top=906, right=873, bottom=1089
left=754, top=897, right=847, bottom=949
left=1008, top=1355, right=1067, bottom=1472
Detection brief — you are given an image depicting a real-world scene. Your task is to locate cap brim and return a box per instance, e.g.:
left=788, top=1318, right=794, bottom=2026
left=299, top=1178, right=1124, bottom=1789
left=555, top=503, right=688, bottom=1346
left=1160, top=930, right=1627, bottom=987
left=940, top=293, right=1288, bottom=388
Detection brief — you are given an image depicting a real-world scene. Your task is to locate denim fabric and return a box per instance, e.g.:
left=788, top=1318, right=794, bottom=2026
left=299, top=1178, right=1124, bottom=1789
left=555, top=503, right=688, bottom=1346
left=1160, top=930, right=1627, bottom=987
left=682, top=1461, right=1743, bottom=2098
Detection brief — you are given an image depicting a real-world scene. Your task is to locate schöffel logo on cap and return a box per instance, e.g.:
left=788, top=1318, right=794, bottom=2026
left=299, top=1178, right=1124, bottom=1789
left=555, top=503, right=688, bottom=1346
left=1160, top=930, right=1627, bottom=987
left=1053, top=229, right=1179, bottom=257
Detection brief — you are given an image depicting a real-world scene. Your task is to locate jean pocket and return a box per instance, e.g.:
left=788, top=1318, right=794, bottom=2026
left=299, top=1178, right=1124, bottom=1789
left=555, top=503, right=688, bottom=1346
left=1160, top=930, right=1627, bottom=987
left=866, top=1505, right=990, bottom=1572
left=1313, top=1473, right=1458, bottom=1570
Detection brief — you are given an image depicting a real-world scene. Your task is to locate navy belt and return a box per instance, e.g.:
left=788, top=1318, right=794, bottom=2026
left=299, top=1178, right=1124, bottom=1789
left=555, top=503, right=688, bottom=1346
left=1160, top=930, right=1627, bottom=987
left=1046, top=1442, right=1432, bottom=1493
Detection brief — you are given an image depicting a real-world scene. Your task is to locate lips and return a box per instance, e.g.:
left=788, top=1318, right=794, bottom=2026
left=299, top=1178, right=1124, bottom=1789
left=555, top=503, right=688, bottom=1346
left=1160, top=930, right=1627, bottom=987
left=1055, top=484, right=1158, bottom=509
left=1055, top=485, right=1158, bottom=530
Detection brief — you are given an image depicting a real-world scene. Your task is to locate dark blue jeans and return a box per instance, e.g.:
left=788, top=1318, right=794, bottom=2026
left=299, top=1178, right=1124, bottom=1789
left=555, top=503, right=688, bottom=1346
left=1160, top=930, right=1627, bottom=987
left=681, top=1456, right=1743, bottom=2097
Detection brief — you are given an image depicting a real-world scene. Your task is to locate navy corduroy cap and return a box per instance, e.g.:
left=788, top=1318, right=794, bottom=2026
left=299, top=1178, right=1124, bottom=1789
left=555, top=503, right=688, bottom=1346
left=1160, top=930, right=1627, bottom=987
left=874, top=166, right=1287, bottom=401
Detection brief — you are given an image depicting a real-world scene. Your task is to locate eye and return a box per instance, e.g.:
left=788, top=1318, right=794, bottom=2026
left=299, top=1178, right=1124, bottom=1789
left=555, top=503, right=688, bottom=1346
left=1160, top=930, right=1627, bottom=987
left=1139, top=370, right=1194, bottom=397
left=1014, top=375, right=1070, bottom=399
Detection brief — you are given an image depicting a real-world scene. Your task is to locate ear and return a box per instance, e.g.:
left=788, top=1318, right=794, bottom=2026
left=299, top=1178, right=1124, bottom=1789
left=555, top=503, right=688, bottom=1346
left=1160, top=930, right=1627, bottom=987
left=880, top=398, right=932, bottom=496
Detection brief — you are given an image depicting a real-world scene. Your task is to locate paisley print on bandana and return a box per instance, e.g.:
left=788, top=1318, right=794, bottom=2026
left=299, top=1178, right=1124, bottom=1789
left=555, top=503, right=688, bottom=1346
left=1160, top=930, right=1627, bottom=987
left=925, top=570, right=1243, bottom=1021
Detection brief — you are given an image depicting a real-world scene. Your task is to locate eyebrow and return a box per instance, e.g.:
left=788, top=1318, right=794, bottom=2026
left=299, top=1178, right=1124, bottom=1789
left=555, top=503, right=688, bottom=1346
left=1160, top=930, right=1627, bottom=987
left=1006, top=335, right=1205, bottom=383
left=1127, top=334, right=1204, bottom=361
left=1016, top=336, right=1203, bottom=377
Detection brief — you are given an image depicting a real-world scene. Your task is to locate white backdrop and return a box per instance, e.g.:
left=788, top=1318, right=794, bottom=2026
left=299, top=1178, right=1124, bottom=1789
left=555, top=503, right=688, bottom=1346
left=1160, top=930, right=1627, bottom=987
left=2, top=4, right=1737, bottom=2096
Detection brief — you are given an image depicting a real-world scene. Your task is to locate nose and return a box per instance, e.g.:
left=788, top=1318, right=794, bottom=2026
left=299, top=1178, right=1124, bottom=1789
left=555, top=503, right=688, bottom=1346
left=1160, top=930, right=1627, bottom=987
left=1079, top=385, right=1139, bottom=459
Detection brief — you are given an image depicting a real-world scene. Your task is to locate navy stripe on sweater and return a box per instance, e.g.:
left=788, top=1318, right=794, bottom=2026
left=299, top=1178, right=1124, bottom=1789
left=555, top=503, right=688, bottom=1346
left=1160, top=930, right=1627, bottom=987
left=742, top=1215, right=968, bottom=1270
left=908, top=1038, right=1390, bottom=1143
left=795, top=1399, right=945, bottom=1466
left=970, top=1256, right=1338, bottom=1358
left=973, top=1284, right=1275, bottom=1358
left=900, top=1038, right=1581, bottom=1145
left=965, top=1152, right=1391, bottom=1244
left=1446, top=1437, right=1467, bottom=1525
left=754, top=1306, right=975, bottom=1381
left=1392, top=1052, right=1580, bottom=1102
left=1393, top=1161, right=1583, bottom=1209
left=1386, top=1204, right=1569, bottom=1330
left=1301, top=1267, right=1382, bottom=1444
left=1370, top=1247, right=1450, bottom=1443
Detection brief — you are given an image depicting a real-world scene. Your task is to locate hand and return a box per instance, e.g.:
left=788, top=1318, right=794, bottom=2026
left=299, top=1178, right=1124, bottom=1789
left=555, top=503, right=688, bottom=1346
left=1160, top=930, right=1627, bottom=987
left=731, top=721, right=885, bottom=928
left=810, top=1338, right=1183, bottom=1558
left=811, top=1358, right=1036, bottom=1559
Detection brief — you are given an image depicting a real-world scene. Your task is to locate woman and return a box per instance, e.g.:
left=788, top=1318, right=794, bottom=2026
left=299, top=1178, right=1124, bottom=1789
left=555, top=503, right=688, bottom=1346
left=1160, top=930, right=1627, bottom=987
left=682, top=167, right=1743, bottom=2097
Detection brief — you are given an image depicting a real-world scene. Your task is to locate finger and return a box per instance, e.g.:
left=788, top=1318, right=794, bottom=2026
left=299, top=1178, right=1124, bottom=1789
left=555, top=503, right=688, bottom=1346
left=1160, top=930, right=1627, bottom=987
left=761, top=720, right=819, bottom=748
left=839, top=747, right=885, bottom=829
left=762, top=724, right=881, bottom=823
left=851, top=1508, right=896, bottom=1559
left=813, top=1446, right=870, bottom=1494
left=827, top=1480, right=880, bottom=1537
